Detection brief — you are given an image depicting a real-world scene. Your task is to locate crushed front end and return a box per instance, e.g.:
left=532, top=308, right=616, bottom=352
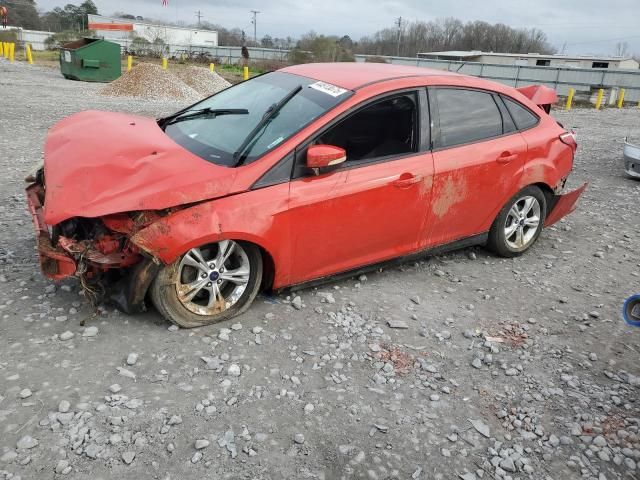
left=25, top=168, right=161, bottom=313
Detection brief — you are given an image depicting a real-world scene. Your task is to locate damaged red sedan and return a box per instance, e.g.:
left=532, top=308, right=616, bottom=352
left=25, top=63, right=586, bottom=327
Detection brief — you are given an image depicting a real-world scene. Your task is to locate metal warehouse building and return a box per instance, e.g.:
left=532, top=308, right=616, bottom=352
left=87, top=14, right=218, bottom=50
left=417, top=51, right=639, bottom=70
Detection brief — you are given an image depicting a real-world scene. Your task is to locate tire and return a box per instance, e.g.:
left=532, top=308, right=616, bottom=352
left=150, top=241, right=263, bottom=328
left=487, top=186, right=547, bottom=258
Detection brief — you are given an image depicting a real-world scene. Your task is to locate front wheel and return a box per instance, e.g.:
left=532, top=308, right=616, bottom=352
left=487, top=186, right=547, bottom=257
left=150, top=240, right=263, bottom=328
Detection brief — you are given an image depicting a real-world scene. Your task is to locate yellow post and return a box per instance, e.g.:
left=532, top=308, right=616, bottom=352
left=1, top=42, right=6, bottom=58
left=565, top=88, right=575, bottom=110
left=9, top=42, right=14, bottom=63
left=127, top=55, right=133, bottom=72
left=595, top=88, right=604, bottom=110
left=162, top=57, right=168, bottom=70
left=617, top=88, right=625, bottom=108
left=243, top=66, right=249, bottom=80
left=26, top=44, right=33, bottom=64
left=209, top=63, right=215, bottom=72
left=0, top=42, right=3, bottom=57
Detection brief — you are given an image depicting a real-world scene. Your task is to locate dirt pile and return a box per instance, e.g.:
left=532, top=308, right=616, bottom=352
left=174, top=66, right=231, bottom=97
left=99, top=63, right=201, bottom=102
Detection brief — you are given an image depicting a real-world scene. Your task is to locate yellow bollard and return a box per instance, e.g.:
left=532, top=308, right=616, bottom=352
left=617, top=88, right=625, bottom=109
left=127, top=55, right=132, bottom=72
left=0, top=42, right=3, bottom=57
left=9, top=42, right=14, bottom=63
left=2, top=42, right=6, bottom=58
left=595, top=88, right=604, bottom=110
left=210, top=63, right=215, bottom=72
left=565, top=88, right=575, bottom=111
left=243, top=66, right=249, bottom=80
left=162, top=57, right=168, bottom=70
left=26, top=44, right=33, bottom=64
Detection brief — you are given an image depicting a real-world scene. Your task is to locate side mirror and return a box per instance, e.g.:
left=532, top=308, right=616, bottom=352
left=306, top=144, right=346, bottom=171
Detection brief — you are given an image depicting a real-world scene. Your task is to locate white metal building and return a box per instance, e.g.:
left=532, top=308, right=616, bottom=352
left=417, top=51, right=639, bottom=70
left=87, top=14, right=218, bottom=49
left=4, top=27, right=50, bottom=50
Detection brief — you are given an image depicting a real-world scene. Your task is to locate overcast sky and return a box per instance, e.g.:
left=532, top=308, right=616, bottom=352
left=35, top=0, right=640, bottom=55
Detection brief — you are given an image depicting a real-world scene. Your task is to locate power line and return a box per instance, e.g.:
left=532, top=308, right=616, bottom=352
left=250, top=10, right=260, bottom=44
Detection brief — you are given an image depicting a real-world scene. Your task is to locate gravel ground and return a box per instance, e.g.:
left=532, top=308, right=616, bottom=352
left=1, top=59, right=639, bottom=480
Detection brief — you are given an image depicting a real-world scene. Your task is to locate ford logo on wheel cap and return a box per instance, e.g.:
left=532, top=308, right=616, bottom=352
left=209, top=271, right=220, bottom=281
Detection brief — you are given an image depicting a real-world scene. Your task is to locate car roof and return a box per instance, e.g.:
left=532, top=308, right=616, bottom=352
left=280, top=62, right=462, bottom=90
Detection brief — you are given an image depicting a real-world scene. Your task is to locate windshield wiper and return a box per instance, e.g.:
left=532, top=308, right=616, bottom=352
left=233, top=85, right=302, bottom=166
left=161, top=108, right=248, bottom=127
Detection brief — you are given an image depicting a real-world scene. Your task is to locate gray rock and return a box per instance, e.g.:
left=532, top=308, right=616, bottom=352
left=82, top=326, right=98, bottom=337
left=0, top=451, right=18, bottom=463
left=19, top=388, right=32, bottom=399
left=500, top=458, right=516, bottom=472
left=109, top=384, right=121, bottom=393
left=121, top=451, right=136, bottom=465
left=227, top=364, right=241, bottom=377
left=195, top=439, right=210, bottom=449
left=471, top=358, right=483, bottom=369
left=293, top=433, right=305, bottom=444
left=468, top=419, right=490, bottom=438
left=16, top=436, right=38, bottom=450
left=191, top=451, right=203, bottom=463
left=58, top=400, right=70, bottom=413
left=55, top=459, right=70, bottom=474
left=126, top=353, right=138, bottom=365
left=593, top=435, right=608, bottom=447
left=59, top=331, right=74, bottom=341
left=167, top=415, right=182, bottom=426
left=292, top=296, right=303, bottom=310
left=387, top=319, right=409, bottom=329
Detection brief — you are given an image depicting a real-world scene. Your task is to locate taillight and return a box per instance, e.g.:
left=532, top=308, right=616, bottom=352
left=559, top=131, right=577, bottom=152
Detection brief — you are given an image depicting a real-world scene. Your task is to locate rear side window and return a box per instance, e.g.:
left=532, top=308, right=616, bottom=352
left=434, top=89, right=503, bottom=148
left=503, top=97, right=539, bottom=130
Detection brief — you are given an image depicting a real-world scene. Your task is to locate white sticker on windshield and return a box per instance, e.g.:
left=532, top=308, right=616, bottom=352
left=309, top=81, right=348, bottom=97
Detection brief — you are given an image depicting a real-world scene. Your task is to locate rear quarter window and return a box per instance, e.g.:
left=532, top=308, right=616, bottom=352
left=503, top=97, right=539, bottom=130
left=434, top=88, right=503, bottom=148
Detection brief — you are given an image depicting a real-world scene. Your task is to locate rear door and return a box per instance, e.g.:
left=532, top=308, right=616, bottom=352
left=284, top=90, right=434, bottom=285
left=423, top=87, right=527, bottom=247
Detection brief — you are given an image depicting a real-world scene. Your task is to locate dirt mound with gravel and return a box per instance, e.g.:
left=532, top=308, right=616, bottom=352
left=174, top=66, right=231, bottom=97
left=99, top=63, right=201, bottom=102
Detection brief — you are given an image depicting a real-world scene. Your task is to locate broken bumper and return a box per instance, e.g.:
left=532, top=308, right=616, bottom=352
left=544, top=182, right=588, bottom=227
left=623, top=140, right=640, bottom=179
left=26, top=183, right=77, bottom=280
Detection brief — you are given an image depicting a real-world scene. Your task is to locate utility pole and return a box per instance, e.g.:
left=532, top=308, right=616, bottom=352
left=250, top=10, right=260, bottom=44
left=195, top=10, right=203, bottom=28
left=395, top=16, right=402, bottom=57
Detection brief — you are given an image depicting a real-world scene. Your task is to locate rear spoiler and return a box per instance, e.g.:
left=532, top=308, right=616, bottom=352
left=516, top=85, right=557, bottom=113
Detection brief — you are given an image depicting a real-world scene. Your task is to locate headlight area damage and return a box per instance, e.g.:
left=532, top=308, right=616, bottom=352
left=26, top=173, right=166, bottom=314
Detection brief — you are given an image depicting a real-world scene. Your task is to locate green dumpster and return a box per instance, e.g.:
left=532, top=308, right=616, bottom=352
left=59, top=38, right=121, bottom=82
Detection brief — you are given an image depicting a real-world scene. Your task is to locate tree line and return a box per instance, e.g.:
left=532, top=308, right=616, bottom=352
left=5, top=1, right=555, bottom=59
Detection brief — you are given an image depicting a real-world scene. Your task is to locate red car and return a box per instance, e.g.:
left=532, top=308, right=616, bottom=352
left=26, top=63, right=586, bottom=327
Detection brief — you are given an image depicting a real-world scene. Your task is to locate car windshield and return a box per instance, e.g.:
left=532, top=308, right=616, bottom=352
left=163, top=71, right=351, bottom=167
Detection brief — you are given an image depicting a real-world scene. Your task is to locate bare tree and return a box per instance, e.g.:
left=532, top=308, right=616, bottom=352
left=615, top=41, right=629, bottom=57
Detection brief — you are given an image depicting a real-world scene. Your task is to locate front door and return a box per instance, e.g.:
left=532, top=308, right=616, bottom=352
left=284, top=91, right=434, bottom=286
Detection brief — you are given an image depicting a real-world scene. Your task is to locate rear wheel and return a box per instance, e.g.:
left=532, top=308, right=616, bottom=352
left=487, top=186, right=546, bottom=257
left=150, top=240, right=262, bottom=328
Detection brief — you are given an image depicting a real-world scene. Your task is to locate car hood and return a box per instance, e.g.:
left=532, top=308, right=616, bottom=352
left=42, top=110, right=238, bottom=225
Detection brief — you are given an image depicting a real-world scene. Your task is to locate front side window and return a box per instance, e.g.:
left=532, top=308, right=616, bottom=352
left=163, top=72, right=351, bottom=167
left=434, top=88, right=503, bottom=148
left=317, top=93, right=418, bottom=162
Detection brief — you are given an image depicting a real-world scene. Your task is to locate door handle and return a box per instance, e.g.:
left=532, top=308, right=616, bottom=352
left=497, top=152, right=518, bottom=164
left=392, top=174, right=423, bottom=188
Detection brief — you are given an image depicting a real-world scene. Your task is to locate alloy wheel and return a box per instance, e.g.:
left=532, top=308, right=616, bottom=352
left=175, top=240, right=250, bottom=316
left=504, top=196, right=541, bottom=250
